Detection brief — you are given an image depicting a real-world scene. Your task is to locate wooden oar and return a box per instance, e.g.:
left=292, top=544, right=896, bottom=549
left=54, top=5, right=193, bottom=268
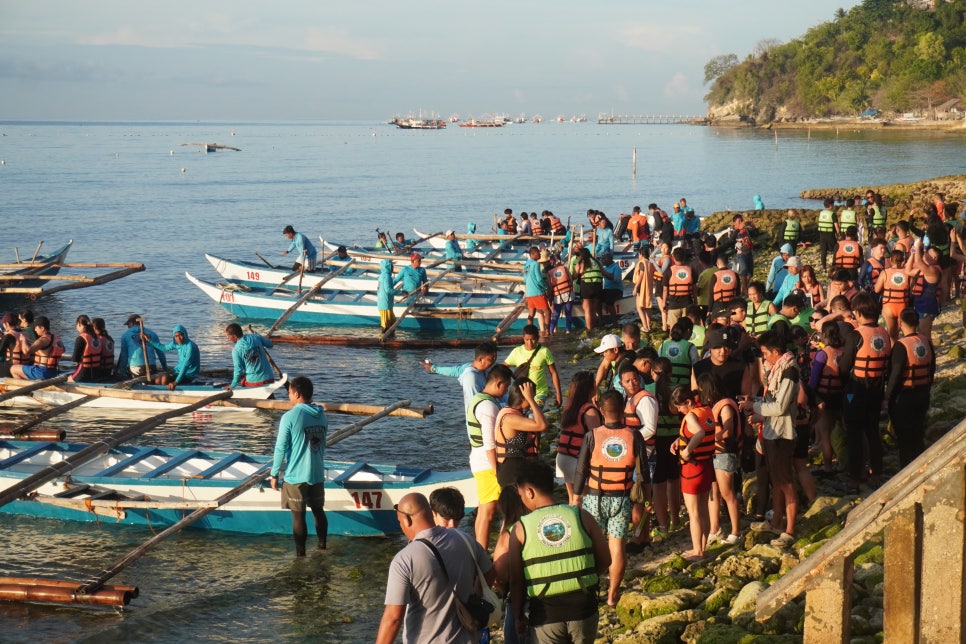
left=30, top=242, right=43, bottom=262
left=296, top=250, right=307, bottom=294
left=408, top=231, right=443, bottom=249
left=491, top=299, right=527, bottom=342
left=74, top=461, right=272, bottom=598
left=136, top=318, right=152, bottom=382
left=0, top=374, right=71, bottom=404
left=10, top=377, right=146, bottom=435
left=380, top=268, right=454, bottom=342
left=268, top=270, right=301, bottom=295
left=247, top=324, right=282, bottom=379
left=0, top=390, right=233, bottom=509
left=265, top=259, right=356, bottom=337
left=255, top=252, right=279, bottom=270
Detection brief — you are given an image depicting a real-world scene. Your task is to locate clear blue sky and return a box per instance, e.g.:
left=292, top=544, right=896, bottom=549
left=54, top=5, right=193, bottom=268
left=0, top=1, right=858, bottom=121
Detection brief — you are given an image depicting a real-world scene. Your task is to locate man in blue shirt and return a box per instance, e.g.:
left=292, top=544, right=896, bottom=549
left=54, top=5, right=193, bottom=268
left=144, top=325, right=200, bottom=390
left=766, top=244, right=794, bottom=298
left=225, top=323, right=275, bottom=387
left=394, top=253, right=429, bottom=303
left=271, top=376, right=328, bottom=556
left=281, top=225, right=317, bottom=272
left=523, top=246, right=550, bottom=334
left=443, top=229, right=463, bottom=272
left=422, top=341, right=498, bottom=410
left=115, top=314, right=167, bottom=377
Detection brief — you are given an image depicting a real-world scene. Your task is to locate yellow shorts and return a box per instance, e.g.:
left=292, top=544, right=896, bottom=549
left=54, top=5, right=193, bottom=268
left=379, top=309, right=396, bottom=329
left=473, top=469, right=501, bottom=505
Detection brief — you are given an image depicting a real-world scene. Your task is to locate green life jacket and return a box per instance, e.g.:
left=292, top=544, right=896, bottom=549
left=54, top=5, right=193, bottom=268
left=783, top=218, right=801, bottom=241
left=817, top=209, right=836, bottom=233
left=465, top=392, right=498, bottom=447
left=746, top=300, right=772, bottom=336
left=690, top=325, right=706, bottom=353
left=839, top=209, right=858, bottom=230
left=520, top=504, right=599, bottom=598
left=870, top=205, right=886, bottom=229
left=656, top=411, right=680, bottom=437
left=581, top=258, right=603, bottom=285
left=659, top=339, right=694, bottom=389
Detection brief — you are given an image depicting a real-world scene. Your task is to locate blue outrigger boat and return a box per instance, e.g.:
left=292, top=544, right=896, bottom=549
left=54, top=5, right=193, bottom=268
left=0, top=440, right=476, bottom=537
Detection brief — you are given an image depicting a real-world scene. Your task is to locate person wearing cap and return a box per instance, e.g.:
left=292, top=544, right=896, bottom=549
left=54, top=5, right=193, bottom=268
left=773, top=256, right=802, bottom=308
left=143, top=324, right=201, bottom=390
left=441, top=229, right=463, bottom=272
left=523, top=246, right=550, bottom=334
left=593, top=333, right=623, bottom=393
left=115, top=314, right=167, bottom=378
left=281, top=225, right=317, bottom=272
left=765, top=243, right=795, bottom=298
left=393, top=253, right=429, bottom=302
left=778, top=209, right=802, bottom=249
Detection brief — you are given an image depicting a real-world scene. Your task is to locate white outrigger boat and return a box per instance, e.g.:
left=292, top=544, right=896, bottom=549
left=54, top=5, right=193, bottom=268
left=0, top=375, right=288, bottom=413
left=411, top=227, right=637, bottom=255
left=0, top=439, right=476, bottom=537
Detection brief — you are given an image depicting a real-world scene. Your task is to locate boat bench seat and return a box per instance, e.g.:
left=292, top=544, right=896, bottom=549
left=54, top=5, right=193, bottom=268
left=196, top=452, right=247, bottom=479
left=96, top=446, right=160, bottom=477
left=143, top=450, right=204, bottom=478
left=332, top=461, right=381, bottom=485
left=0, top=442, right=58, bottom=470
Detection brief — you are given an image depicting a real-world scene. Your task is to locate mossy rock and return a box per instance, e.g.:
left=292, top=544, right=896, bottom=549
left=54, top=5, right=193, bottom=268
left=616, top=588, right=707, bottom=628
left=642, top=575, right=684, bottom=593
left=854, top=543, right=884, bottom=565
left=715, top=554, right=779, bottom=581
left=716, top=575, right=749, bottom=592
left=728, top=581, right=769, bottom=626
left=657, top=554, right=690, bottom=573
left=809, top=522, right=843, bottom=542
left=626, top=609, right=710, bottom=644
left=687, top=623, right=755, bottom=643
left=800, top=539, right=827, bottom=559
left=746, top=544, right=784, bottom=560
left=699, top=587, right=736, bottom=614
left=854, top=563, right=884, bottom=592
left=948, top=345, right=966, bottom=361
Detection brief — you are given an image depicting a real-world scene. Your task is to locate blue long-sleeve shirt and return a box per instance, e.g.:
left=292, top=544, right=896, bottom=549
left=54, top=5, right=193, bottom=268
left=595, top=227, right=614, bottom=256
left=602, top=261, right=623, bottom=291
left=378, top=260, right=402, bottom=310
left=148, top=325, right=200, bottom=384
left=230, top=333, right=274, bottom=387
left=523, top=257, right=548, bottom=297
left=394, top=266, right=428, bottom=293
left=272, top=403, right=327, bottom=485
left=766, top=255, right=789, bottom=293
left=286, top=232, right=317, bottom=261
left=116, top=326, right=168, bottom=373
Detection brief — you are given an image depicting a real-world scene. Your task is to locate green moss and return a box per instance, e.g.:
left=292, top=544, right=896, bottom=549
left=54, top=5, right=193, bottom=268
left=854, top=544, right=884, bottom=565
left=643, top=575, right=683, bottom=593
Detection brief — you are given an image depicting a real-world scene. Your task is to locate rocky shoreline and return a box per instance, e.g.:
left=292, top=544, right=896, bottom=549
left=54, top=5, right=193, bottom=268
left=496, top=178, right=966, bottom=642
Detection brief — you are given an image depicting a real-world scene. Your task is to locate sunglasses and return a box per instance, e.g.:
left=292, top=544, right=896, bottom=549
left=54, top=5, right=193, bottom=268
left=810, top=317, right=822, bottom=323
left=394, top=504, right=413, bottom=520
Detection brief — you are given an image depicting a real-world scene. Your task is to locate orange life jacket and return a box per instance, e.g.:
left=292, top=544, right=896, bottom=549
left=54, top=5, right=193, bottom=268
left=549, top=215, right=566, bottom=233
left=3, top=330, right=29, bottom=365
left=77, top=332, right=102, bottom=370
left=897, top=333, right=933, bottom=388
left=852, top=325, right=891, bottom=380
left=557, top=402, right=596, bottom=457
left=504, top=216, right=518, bottom=235
left=711, top=268, right=740, bottom=304
left=834, top=240, right=862, bottom=270
left=677, top=404, right=716, bottom=462
left=880, top=268, right=910, bottom=305
left=711, top=398, right=740, bottom=455
left=98, top=334, right=115, bottom=372
left=815, top=345, right=844, bottom=395
left=548, top=264, right=573, bottom=298
left=864, top=257, right=885, bottom=287
left=33, top=333, right=65, bottom=368
left=667, top=265, right=694, bottom=299
left=623, top=390, right=656, bottom=446
left=585, top=424, right=636, bottom=496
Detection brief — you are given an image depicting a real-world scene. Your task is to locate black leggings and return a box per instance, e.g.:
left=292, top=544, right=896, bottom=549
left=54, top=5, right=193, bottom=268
left=291, top=507, right=328, bottom=555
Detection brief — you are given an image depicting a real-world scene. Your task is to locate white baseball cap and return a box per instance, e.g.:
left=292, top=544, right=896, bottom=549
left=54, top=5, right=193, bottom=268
left=594, top=334, right=622, bottom=353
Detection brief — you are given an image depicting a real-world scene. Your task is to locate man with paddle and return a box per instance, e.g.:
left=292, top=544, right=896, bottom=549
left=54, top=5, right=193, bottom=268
left=281, top=225, right=317, bottom=272
left=393, top=252, right=429, bottom=302
left=116, top=315, right=166, bottom=378
left=224, top=323, right=275, bottom=388
left=270, top=375, right=328, bottom=556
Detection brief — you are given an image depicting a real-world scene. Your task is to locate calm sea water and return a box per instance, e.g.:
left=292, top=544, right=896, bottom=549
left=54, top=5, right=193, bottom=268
left=0, top=121, right=964, bottom=642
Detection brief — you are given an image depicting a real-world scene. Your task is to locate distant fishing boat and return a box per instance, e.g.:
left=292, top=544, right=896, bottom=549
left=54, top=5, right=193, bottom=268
left=0, top=440, right=476, bottom=537
left=395, top=117, right=447, bottom=130
left=0, top=241, right=72, bottom=300
left=458, top=116, right=505, bottom=128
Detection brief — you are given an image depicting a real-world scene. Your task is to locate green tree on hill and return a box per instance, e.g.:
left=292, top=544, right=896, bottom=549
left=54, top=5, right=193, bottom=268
left=705, top=0, right=966, bottom=121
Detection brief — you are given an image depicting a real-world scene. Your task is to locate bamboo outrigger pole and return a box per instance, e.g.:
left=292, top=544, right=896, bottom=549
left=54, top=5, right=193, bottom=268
left=0, top=390, right=233, bottom=508
left=379, top=267, right=454, bottom=342
left=247, top=324, right=283, bottom=379
left=491, top=299, right=527, bottom=342
left=0, top=374, right=71, bottom=404
left=326, top=399, right=411, bottom=446
left=265, top=259, right=356, bottom=337
left=6, top=377, right=146, bottom=436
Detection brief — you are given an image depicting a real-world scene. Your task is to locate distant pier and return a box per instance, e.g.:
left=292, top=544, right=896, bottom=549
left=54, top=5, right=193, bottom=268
left=597, top=114, right=706, bottom=125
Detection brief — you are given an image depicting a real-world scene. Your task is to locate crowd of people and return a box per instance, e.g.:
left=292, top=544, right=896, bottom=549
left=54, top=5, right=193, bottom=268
left=374, top=193, right=964, bottom=643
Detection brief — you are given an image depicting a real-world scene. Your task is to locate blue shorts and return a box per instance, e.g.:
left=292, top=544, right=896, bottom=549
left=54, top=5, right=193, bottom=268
left=22, top=365, right=58, bottom=379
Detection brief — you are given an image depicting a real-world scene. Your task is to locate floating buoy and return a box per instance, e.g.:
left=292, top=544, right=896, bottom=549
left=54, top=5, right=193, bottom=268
left=114, top=152, right=119, bottom=158
left=170, top=150, right=174, bottom=155
left=181, top=167, right=186, bottom=173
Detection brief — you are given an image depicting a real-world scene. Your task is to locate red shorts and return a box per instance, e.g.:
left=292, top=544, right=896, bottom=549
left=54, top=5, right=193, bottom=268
left=527, top=295, right=549, bottom=310
left=241, top=378, right=274, bottom=387
left=680, top=459, right=714, bottom=495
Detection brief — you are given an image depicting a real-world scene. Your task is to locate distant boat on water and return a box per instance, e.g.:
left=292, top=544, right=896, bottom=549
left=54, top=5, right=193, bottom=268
left=395, top=117, right=446, bottom=130
left=459, top=115, right=505, bottom=128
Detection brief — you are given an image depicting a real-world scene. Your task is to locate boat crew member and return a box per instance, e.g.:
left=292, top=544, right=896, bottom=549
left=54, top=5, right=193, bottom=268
left=765, top=244, right=794, bottom=299
left=281, top=225, right=317, bottom=272
left=68, top=314, right=101, bottom=383
left=377, top=492, right=495, bottom=644
left=443, top=229, right=463, bottom=272
left=270, top=375, right=329, bottom=557
left=377, top=259, right=403, bottom=337
left=523, top=246, right=550, bottom=334
left=392, top=232, right=415, bottom=255
left=115, top=314, right=167, bottom=378
left=509, top=459, right=609, bottom=641
left=393, top=252, right=429, bottom=302
left=9, top=316, right=65, bottom=380
left=225, top=323, right=275, bottom=387
left=144, top=325, right=201, bottom=390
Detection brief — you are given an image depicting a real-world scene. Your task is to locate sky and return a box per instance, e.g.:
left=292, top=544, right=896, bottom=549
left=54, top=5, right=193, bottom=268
left=0, top=1, right=860, bottom=121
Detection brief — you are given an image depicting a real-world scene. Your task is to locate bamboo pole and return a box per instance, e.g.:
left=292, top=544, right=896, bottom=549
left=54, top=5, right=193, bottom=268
left=30, top=242, right=43, bottom=262
left=491, top=300, right=527, bottom=342
left=0, top=428, right=64, bottom=441
left=265, top=259, right=356, bottom=337
left=380, top=268, right=454, bottom=341
left=0, top=390, right=233, bottom=508
left=8, top=377, right=146, bottom=435
left=254, top=253, right=278, bottom=269
left=325, top=399, right=411, bottom=446
left=137, top=318, right=152, bottom=382
left=0, top=374, right=71, bottom=404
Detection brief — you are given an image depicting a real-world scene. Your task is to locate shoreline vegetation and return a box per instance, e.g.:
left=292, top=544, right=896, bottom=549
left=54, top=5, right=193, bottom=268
left=707, top=117, right=966, bottom=132
left=506, top=175, right=965, bottom=643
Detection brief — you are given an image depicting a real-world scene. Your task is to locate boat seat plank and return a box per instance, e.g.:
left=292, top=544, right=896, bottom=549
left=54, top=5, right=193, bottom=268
left=411, top=469, right=433, bottom=484
left=0, top=442, right=58, bottom=470
left=143, top=450, right=204, bottom=478
left=95, top=446, right=160, bottom=477
left=54, top=484, right=92, bottom=498
left=196, top=452, right=246, bottom=479
left=332, top=461, right=380, bottom=485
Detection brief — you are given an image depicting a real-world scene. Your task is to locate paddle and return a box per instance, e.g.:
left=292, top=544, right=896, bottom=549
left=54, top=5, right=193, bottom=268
left=0, top=374, right=71, bottom=404
left=10, top=376, right=146, bottom=435
left=296, top=250, right=307, bottom=294
left=137, top=318, right=152, bottom=383
left=265, top=258, right=356, bottom=337
left=0, top=390, right=233, bottom=508
left=255, top=252, right=279, bottom=270
left=492, top=299, right=527, bottom=342
left=247, top=324, right=282, bottom=379
left=380, top=268, right=454, bottom=342
left=408, top=231, right=443, bottom=249
left=30, top=241, right=43, bottom=262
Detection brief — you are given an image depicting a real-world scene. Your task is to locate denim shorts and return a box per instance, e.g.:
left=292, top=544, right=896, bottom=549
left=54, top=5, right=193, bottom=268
left=713, top=452, right=740, bottom=473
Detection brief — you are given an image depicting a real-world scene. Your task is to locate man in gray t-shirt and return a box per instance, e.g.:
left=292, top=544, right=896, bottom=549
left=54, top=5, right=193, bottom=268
left=376, top=493, right=495, bottom=644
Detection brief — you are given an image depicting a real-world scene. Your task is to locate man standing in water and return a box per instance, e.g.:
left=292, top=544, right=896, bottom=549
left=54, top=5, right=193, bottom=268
left=270, top=376, right=328, bottom=556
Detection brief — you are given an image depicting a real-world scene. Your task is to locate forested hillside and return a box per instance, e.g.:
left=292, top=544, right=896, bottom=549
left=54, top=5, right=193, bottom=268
left=704, top=0, right=966, bottom=123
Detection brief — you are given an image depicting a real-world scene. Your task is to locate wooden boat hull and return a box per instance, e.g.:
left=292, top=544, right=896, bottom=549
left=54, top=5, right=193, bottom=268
left=0, top=440, right=476, bottom=537
left=0, top=375, right=288, bottom=412
left=413, top=228, right=637, bottom=254
left=187, top=272, right=537, bottom=332
left=0, top=241, right=73, bottom=300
